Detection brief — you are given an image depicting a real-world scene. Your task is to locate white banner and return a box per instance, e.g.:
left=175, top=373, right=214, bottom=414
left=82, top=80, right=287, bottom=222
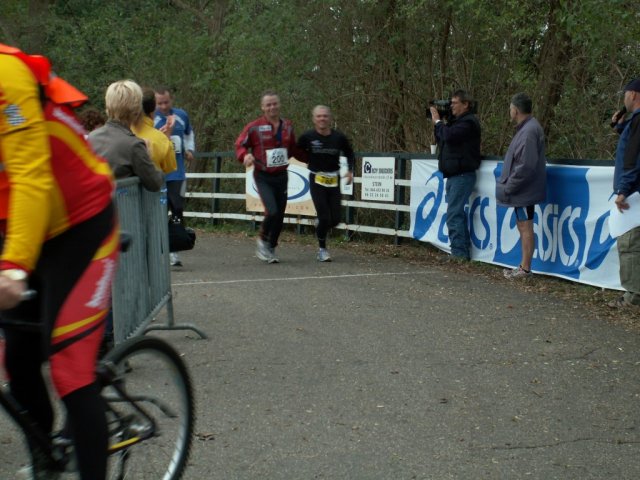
left=409, top=160, right=622, bottom=290
left=245, top=159, right=316, bottom=215
left=244, top=158, right=353, bottom=216
left=339, top=156, right=353, bottom=196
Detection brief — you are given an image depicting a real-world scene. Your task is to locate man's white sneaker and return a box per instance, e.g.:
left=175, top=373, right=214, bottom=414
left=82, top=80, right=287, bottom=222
left=503, top=265, right=532, bottom=279
left=256, top=239, right=272, bottom=262
left=317, top=248, right=332, bottom=262
left=169, top=252, right=182, bottom=266
left=267, top=247, right=280, bottom=264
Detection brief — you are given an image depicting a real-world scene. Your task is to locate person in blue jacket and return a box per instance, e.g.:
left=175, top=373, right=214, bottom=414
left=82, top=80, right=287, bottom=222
left=609, top=79, right=640, bottom=308
left=154, top=87, right=195, bottom=267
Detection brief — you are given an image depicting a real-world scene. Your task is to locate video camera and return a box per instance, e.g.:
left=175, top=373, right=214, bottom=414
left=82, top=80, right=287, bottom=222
left=425, top=98, right=479, bottom=121
left=426, top=99, right=452, bottom=120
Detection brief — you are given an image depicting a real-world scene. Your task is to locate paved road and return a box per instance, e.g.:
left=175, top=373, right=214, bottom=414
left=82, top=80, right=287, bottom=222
left=1, top=232, right=639, bottom=479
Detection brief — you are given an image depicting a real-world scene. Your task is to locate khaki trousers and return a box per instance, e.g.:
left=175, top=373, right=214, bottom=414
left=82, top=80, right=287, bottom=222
left=617, top=226, right=640, bottom=305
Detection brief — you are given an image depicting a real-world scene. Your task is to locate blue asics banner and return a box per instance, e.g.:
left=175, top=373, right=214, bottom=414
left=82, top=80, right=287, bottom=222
left=410, top=160, right=621, bottom=290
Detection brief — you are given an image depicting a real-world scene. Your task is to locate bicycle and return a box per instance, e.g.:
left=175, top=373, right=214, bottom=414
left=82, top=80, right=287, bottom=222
left=0, top=311, right=195, bottom=479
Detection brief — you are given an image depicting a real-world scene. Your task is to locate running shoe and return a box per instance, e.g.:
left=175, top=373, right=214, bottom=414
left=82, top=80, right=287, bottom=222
left=169, top=252, right=182, bottom=267
left=607, top=296, right=639, bottom=309
left=503, top=265, right=532, bottom=279
left=255, top=238, right=271, bottom=262
left=317, top=248, right=332, bottom=262
left=268, top=247, right=280, bottom=264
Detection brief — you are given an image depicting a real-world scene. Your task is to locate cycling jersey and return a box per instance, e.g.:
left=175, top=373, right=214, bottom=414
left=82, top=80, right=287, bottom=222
left=0, top=48, right=113, bottom=273
left=0, top=43, right=117, bottom=480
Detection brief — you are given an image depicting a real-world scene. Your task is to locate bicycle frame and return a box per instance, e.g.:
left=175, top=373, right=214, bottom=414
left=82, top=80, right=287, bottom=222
left=0, top=358, right=162, bottom=474
left=98, top=361, right=158, bottom=454
left=0, top=382, right=68, bottom=471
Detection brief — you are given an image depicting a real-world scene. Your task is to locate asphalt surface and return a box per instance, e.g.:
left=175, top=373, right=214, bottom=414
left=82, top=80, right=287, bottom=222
left=1, top=232, right=640, bottom=479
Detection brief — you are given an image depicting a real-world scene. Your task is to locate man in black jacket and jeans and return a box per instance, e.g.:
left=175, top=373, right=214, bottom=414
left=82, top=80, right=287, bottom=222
left=430, top=89, right=482, bottom=261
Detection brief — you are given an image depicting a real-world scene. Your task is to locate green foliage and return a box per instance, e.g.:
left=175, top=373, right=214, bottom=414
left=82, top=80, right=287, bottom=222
left=1, top=0, right=638, bottom=159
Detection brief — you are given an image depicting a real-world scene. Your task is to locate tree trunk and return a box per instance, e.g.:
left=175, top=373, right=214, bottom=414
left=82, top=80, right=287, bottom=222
left=533, top=0, right=572, bottom=139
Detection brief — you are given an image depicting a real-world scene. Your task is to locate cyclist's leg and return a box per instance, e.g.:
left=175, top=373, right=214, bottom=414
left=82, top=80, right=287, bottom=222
left=37, top=203, right=118, bottom=480
left=1, top=244, right=55, bottom=467
left=3, top=325, right=52, bottom=434
left=62, top=382, right=107, bottom=477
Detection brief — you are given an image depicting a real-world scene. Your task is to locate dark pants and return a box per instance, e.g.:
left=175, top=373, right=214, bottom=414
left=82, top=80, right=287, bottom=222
left=166, top=180, right=185, bottom=221
left=254, top=169, right=288, bottom=248
left=310, top=173, right=341, bottom=249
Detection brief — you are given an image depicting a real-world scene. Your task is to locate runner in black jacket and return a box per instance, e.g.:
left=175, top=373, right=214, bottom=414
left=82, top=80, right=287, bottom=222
left=297, top=105, right=355, bottom=262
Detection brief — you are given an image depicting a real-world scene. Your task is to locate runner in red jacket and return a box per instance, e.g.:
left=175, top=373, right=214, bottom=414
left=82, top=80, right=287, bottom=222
left=235, top=91, right=304, bottom=263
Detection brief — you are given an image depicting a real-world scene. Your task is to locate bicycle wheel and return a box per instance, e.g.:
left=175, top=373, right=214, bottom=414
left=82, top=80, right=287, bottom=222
left=100, top=336, right=194, bottom=480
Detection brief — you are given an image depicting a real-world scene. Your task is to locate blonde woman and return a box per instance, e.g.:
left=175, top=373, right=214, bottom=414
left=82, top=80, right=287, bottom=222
left=89, top=80, right=163, bottom=191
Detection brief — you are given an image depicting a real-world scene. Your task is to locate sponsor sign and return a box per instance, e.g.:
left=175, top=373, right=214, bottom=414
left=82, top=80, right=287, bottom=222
left=410, top=160, right=621, bottom=290
left=361, top=157, right=395, bottom=201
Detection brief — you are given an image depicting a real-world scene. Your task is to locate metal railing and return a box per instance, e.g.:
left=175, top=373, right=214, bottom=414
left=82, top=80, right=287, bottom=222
left=112, top=178, right=206, bottom=342
left=185, top=152, right=420, bottom=245
left=185, top=152, right=613, bottom=246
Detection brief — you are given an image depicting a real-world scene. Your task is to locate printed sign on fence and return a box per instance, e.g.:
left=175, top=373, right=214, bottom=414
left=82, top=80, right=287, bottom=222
left=361, top=157, right=395, bottom=202
left=245, top=158, right=316, bottom=215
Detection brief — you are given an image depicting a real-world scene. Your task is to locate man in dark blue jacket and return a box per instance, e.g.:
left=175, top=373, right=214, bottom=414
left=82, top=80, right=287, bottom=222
left=609, top=79, right=640, bottom=308
left=430, top=89, right=482, bottom=260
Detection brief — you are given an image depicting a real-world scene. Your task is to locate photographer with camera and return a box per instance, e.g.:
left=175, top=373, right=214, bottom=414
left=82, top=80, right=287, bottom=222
left=429, top=89, right=482, bottom=261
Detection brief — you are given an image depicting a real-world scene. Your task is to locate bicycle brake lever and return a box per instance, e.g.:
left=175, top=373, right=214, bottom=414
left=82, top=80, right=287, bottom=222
left=21, top=290, right=37, bottom=301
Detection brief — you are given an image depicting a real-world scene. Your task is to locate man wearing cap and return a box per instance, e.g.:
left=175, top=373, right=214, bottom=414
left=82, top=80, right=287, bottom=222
left=496, top=92, right=547, bottom=280
left=609, top=79, right=640, bottom=308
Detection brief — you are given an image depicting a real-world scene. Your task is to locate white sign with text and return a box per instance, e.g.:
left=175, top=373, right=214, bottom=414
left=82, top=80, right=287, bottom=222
left=361, top=157, right=395, bottom=202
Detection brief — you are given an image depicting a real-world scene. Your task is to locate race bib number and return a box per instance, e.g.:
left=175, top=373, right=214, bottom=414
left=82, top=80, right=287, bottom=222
left=315, top=172, right=339, bottom=187
left=170, top=135, right=182, bottom=154
left=266, top=148, right=288, bottom=168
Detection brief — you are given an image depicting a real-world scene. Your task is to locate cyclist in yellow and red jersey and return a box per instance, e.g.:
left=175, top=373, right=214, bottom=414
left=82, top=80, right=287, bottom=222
left=0, top=44, right=118, bottom=480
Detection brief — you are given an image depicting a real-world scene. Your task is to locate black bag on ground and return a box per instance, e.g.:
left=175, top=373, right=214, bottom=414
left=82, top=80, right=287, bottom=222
left=168, top=218, right=196, bottom=252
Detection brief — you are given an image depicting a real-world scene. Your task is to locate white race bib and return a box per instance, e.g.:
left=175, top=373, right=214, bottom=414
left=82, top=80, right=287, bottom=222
left=266, top=148, right=288, bottom=168
left=170, top=135, right=182, bottom=154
